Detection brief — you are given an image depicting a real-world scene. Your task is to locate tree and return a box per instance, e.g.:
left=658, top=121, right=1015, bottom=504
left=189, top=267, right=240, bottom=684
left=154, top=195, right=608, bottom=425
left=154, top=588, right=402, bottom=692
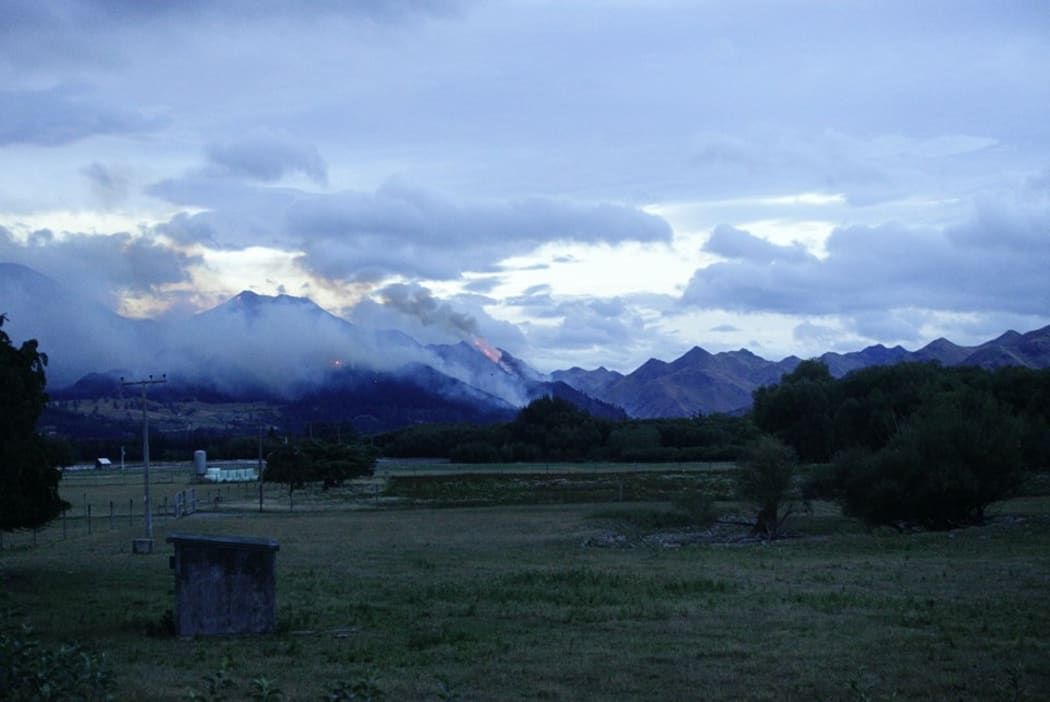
left=264, top=439, right=377, bottom=490
left=735, top=436, right=806, bottom=539
left=814, top=390, right=1028, bottom=530
left=511, top=396, right=605, bottom=460
left=0, top=315, right=67, bottom=530
left=752, top=360, right=835, bottom=462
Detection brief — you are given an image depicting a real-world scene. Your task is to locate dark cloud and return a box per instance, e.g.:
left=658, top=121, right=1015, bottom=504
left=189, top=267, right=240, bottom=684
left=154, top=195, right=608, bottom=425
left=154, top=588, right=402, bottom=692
left=205, top=132, right=328, bottom=185
left=0, top=230, right=201, bottom=307
left=946, top=202, right=1050, bottom=253
left=345, top=287, right=526, bottom=352
left=378, top=283, right=479, bottom=339
left=703, top=224, right=814, bottom=263
left=148, top=175, right=672, bottom=283
left=683, top=205, right=1050, bottom=318
left=154, top=212, right=221, bottom=247
left=292, top=185, right=672, bottom=282
left=0, top=0, right=471, bottom=66
left=461, top=276, right=502, bottom=294
left=0, top=86, right=163, bottom=146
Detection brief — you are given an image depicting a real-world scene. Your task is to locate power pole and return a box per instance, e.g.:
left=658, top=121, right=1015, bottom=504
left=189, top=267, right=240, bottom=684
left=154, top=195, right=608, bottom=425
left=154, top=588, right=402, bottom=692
left=258, top=423, right=264, bottom=512
left=122, top=374, right=166, bottom=553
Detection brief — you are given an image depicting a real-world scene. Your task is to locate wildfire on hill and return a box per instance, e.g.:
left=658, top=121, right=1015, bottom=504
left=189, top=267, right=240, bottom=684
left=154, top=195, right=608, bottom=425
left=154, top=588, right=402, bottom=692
left=473, top=336, right=503, bottom=364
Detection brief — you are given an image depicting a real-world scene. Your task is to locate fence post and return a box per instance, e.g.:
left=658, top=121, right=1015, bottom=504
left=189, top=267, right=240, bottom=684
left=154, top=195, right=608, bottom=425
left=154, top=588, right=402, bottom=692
left=129, top=498, right=133, bottom=527
left=110, top=501, right=114, bottom=530
left=87, top=504, right=92, bottom=535
left=62, top=508, right=67, bottom=539
left=162, top=496, right=168, bottom=520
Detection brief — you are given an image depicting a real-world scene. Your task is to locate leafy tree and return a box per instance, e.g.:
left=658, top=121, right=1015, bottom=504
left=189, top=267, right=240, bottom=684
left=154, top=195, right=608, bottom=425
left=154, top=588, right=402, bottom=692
left=0, top=315, right=67, bottom=530
left=264, top=440, right=377, bottom=490
left=735, top=436, right=806, bottom=539
left=511, top=396, right=606, bottom=460
left=814, top=390, right=1028, bottom=530
left=752, top=360, right=835, bottom=462
left=830, top=362, right=947, bottom=453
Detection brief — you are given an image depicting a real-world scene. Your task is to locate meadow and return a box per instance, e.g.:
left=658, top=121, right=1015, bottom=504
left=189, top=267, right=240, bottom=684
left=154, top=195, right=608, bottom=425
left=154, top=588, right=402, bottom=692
left=2, top=464, right=1049, bottom=701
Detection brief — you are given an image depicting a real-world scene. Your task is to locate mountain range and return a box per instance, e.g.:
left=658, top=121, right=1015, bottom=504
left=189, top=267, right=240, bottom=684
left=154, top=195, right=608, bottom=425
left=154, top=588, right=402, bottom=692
left=554, top=325, right=1050, bottom=417
left=3, top=261, right=1050, bottom=430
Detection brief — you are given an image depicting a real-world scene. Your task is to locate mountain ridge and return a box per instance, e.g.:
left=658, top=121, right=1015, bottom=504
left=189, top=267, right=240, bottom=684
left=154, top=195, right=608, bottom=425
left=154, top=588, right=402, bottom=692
left=5, top=261, right=1050, bottom=427
left=555, top=325, right=1050, bottom=418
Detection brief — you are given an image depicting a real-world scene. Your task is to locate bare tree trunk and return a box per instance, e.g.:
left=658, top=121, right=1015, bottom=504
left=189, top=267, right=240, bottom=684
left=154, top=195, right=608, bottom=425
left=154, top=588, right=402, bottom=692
left=751, top=504, right=777, bottom=538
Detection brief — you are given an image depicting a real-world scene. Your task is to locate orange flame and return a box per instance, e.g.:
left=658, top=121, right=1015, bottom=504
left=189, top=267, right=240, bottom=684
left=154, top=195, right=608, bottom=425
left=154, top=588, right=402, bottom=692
left=472, top=336, right=502, bottom=364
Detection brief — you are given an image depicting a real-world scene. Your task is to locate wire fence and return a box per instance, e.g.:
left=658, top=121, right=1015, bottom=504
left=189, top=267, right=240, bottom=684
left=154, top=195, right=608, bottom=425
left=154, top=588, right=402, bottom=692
left=0, top=487, right=202, bottom=551
left=0, top=461, right=737, bottom=552
left=0, top=474, right=373, bottom=551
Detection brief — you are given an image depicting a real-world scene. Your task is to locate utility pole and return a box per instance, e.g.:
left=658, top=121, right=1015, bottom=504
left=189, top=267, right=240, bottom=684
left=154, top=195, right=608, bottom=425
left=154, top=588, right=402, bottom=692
left=122, top=374, right=166, bottom=553
left=258, top=423, right=264, bottom=512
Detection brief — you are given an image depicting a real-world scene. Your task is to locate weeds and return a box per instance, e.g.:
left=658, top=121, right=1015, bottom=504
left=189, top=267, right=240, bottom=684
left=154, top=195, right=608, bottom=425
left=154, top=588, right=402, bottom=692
left=322, top=669, right=384, bottom=701
left=0, top=623, right=115, bottom=702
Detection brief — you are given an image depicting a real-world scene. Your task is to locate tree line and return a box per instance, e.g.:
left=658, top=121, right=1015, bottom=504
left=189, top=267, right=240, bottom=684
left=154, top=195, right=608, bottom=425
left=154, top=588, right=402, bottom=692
left=753, top=360, right=1050, bottom=531
left=373, top=396, right=762, bottom=464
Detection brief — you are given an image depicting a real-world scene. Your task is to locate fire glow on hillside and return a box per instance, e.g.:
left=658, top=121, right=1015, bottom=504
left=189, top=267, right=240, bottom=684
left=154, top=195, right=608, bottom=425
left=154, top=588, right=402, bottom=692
left=473, top=336, right=503, bottom=364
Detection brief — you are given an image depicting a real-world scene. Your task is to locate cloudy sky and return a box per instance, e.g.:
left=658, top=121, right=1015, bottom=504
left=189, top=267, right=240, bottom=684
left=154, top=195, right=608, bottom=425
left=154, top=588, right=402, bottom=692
left=2, top=0, right=1048, bottom=373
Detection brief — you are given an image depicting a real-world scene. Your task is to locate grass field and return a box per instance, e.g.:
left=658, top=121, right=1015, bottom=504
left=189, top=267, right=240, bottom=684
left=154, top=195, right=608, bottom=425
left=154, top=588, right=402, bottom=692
left=2, top=466, right=1049, bottom=701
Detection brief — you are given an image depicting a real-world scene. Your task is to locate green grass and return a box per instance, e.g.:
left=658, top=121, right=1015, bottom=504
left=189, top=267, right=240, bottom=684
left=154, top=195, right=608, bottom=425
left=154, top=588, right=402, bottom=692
left=2, top=469, right=1049, bottom=701
left=384, top=468, right=736, bottom=507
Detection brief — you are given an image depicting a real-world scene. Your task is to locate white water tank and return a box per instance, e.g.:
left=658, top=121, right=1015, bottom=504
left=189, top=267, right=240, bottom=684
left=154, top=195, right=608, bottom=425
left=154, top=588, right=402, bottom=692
left=194, top=450, right=207, bottom=476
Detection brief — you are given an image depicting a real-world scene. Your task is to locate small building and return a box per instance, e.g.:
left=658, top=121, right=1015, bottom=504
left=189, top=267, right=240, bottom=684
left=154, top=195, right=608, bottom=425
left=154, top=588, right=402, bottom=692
left=95, top=457, right=112, bottom=470
left=167, top=533, right=280, bottom=637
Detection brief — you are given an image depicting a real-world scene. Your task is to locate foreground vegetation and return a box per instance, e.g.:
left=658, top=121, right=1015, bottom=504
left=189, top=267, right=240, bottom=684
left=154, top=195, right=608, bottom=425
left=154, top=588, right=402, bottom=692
left=2, top=469, right=1049, bottom=701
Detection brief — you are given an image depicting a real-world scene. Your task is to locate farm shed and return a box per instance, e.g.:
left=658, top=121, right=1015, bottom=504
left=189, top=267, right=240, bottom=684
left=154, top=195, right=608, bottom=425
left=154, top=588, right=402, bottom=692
left=167, top=533, right=280, bottom=637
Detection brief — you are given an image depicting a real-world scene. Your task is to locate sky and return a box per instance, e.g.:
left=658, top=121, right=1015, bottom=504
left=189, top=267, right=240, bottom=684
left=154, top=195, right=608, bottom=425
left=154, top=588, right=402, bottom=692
left=1, top=0, right=1049, bottom=374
